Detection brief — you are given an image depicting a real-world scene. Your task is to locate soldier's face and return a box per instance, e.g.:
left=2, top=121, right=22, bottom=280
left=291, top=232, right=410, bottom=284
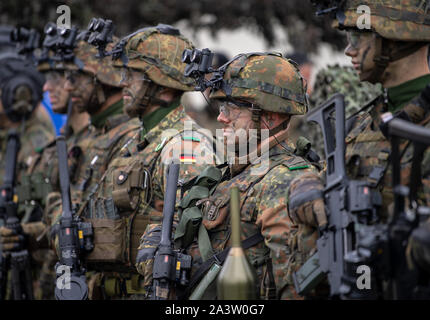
left=64, top=70, right=97, bottom=113
left=43, top=71, right=69, bottom=113
left=344, top=30, right=375, bottom=80
left=120, top=68, right=151, bottom=117
left=216, top=99, right=255, bottom=146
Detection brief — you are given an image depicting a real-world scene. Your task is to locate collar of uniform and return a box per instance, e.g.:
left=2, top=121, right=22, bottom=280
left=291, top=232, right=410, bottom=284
left=90, top=98, right=124, bottom=129
left=142, top=103, right=186, bottom=144
left=141, top=98, right=181, bottom=136
left=386, top=74, right=430, bottom=113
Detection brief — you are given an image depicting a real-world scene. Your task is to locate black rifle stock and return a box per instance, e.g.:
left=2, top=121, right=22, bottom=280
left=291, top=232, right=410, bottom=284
left=152, top=163, right=191, bottom=300
left=0, top=129, right=34, bottom=300
left=54, top=135, right=92, bottom=300
left=293, top=94, right=382, bottom=298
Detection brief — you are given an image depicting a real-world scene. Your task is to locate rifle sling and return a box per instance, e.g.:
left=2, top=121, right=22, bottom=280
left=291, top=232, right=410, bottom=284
left=184, top=232, right=264, bottom=298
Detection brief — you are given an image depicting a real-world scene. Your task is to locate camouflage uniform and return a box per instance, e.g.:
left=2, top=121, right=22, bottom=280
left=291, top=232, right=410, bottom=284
left=50, top=25, right=217, bottom=299
left=137, top=53, right=318, bottom=300
left=0, top=111, right=54, bottom=189
left=0, top=53, right=55, bottom=301
left=286, top=0, right=430, bottom=299
left=34, top=37, right=139, bottom=300
left=293, top=65, right=382, bottom=157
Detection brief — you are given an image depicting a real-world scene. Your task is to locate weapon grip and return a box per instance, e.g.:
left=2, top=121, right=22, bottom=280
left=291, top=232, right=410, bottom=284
left=306, top=93, right=346, bottom=189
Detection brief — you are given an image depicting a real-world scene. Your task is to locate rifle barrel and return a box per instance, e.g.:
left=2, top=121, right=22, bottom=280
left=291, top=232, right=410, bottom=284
left=159, top=163, right=180, bottom=247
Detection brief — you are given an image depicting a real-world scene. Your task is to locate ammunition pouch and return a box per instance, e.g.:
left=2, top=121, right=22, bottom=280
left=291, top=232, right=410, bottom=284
left=83, top=213, right=149, bottom=273
left=17, top=172, right=53, bottom=206
left=88, top=272, right=147, bottom=299
left=82, top=156, right=153, bottom=272
left=174, top=166, right=223, bottom=262
left=111, top=158, right=151, bottom=211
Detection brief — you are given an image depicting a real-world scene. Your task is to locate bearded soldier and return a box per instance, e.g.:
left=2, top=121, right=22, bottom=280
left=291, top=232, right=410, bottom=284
left=136, top=51, right=319, bottom=300
left=287, top=0, right=430, bottom=299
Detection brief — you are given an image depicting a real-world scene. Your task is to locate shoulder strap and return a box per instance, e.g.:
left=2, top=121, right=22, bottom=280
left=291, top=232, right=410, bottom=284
left=181, top=232, right=264, bottom=299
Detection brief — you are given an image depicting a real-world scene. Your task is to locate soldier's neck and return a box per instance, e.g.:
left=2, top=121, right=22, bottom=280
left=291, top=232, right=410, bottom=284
left=382, top=46, right=430, bottom=88
left=91, top=92, right=123, bottom=116
left=69, top=107, right=90, bottom=134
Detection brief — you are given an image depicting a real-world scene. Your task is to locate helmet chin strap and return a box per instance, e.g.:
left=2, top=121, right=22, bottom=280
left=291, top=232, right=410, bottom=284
left=96, top=83, right=106, bottom=105
left=135, top=81, right=169, bottom=116
left=363, top=35, right=428, bottom=84
left=250, top=104, right=290, bottom=142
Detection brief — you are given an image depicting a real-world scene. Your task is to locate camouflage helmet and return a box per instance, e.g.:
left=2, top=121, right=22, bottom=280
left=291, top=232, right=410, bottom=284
left=209, top=53, right=308, bottom=115
left=37, top=49, right=59, bottom=73
left=112, top=24, right=195, bottom=91
left=329, top=0, right=430, bottom=42
left=310, top=64, right=382, bottom=115
left=62, top=39, right=123, bottom=88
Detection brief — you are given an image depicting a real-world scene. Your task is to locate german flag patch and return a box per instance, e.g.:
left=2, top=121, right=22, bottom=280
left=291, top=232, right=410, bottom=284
left=180, top=154, right=197, bottom=163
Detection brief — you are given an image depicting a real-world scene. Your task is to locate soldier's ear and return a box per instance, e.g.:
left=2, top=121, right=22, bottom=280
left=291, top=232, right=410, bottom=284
left=96, top=84, right=106, bottom=105
left=260, top=110, right=290, bottom=129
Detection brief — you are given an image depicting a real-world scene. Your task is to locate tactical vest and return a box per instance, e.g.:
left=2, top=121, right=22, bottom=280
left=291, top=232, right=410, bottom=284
left=175, top=145, right=311, bottom=299
left=345, top=95, right=430, bottom=220
left=80, top=108, right=212, bottom=273
left=3, top=117, right=54, bottom=222
left=75, top=116, right=141, bottom=198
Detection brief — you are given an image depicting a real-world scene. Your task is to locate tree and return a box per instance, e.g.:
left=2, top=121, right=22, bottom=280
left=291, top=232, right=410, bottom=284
left=0, top=0, right=346, bottom=53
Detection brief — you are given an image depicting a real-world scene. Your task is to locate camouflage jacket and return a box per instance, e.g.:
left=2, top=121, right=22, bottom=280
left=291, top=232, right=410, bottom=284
left=78, top=104, right=216, bottom=279
left=175, top=142, right=317, bottom=300
left=46, top=103, right=141, bottom=226
left=18, top=123, right=91, bottom=223
left=0, top=110, right=54, bottom=221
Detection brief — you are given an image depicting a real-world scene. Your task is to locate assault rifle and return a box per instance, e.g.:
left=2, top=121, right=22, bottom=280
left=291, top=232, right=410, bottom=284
left=152, top=163, right=192, bottom=300
left=0, top=129, right=34, bottom=300
left=292, top=93, right=382, bottom=299
left=339, top=117, right=430, bottom=299
left=54, top=135, right=93, bottom=300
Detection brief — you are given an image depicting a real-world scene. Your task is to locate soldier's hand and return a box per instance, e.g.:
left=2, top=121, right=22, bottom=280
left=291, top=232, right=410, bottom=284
left=0, top=222, right=47, bottom=252
left=288, top=172, right=327, bottom=228
left=0, top=225, right=27, bottom=251
left=406, top=219, right=430, bottom=274
left=135, top=224, right=162, bottom=288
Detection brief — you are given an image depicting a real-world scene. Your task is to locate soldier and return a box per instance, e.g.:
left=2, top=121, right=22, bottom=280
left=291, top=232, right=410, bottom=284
left=136, top=52, right=319, bottom=300
left=49, top=24, right=217, bottom=299
left=286, top=0, right=430, bottom=299
left=0, top=35, right=55, bottom=300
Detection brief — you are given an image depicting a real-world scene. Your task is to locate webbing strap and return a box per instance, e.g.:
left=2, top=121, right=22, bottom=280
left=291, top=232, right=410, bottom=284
left=226, top=78, right=306, bottom=104
left=182, top=232, right=264, bottom=299
left=372, top=5, right=430, bottom=26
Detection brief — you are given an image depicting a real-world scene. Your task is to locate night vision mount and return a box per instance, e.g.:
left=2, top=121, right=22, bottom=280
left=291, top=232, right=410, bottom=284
left=39, top=22, right=79, bottom=64
left=182, top=48, right=226, bottom=92
left=10, top=27, right=40, bottom=61
left=87, top=18, right=115, bottom=58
